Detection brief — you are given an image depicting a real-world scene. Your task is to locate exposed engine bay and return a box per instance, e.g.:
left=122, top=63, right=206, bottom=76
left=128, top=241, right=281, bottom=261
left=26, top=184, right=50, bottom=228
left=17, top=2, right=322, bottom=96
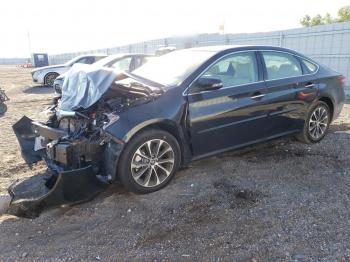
left=41, top=81, right=158, bottom=175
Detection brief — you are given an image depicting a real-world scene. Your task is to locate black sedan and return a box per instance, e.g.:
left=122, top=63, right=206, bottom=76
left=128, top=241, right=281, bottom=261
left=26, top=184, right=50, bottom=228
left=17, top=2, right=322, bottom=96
left=104, top=45, right=345, bottom=192
left=12, top=45, right=345, bottom=212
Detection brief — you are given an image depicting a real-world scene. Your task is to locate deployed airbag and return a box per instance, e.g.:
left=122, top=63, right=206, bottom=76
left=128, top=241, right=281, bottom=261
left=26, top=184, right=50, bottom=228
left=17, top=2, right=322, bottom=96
left=59, top=64, right=118, bottom=111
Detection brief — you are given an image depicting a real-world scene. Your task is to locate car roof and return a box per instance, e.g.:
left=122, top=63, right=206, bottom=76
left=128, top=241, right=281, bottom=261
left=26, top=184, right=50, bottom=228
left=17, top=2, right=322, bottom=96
left=105, top=53, right=152, bottom=59
left=188, top=45, right=302, bottom=55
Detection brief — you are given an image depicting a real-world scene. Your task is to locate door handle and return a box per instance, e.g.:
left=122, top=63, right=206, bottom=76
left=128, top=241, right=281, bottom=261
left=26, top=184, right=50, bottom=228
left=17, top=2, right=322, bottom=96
left=305, top=83, right=315, bottom=88
left=251, top=93, right=265, bottom=99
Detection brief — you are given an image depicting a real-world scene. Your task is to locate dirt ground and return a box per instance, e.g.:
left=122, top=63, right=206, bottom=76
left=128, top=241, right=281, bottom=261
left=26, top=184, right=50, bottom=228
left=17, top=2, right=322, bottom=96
left=1, top=66, right=350, bottom=261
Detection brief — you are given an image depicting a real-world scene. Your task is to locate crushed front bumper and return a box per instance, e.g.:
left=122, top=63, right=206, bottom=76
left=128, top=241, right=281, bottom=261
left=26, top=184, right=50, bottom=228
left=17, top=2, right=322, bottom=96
left=7, top=165, right=108, bottom=218
left=5, top=116, right=123, bottom=218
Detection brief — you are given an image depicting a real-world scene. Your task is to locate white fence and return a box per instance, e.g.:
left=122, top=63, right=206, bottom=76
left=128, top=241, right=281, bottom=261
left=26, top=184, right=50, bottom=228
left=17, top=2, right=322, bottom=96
left=47, top=21, right=350, bottom=95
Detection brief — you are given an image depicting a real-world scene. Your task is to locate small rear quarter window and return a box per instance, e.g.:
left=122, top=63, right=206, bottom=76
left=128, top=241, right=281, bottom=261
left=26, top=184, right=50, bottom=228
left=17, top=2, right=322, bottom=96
left=302, top=59, right=318, bottom=73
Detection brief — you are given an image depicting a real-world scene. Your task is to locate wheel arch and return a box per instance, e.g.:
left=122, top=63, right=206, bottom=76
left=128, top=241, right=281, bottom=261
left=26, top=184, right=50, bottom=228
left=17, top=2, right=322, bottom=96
left=318, top=96, right=334, bottom=121
left=122, top=119, right=191, bottom=166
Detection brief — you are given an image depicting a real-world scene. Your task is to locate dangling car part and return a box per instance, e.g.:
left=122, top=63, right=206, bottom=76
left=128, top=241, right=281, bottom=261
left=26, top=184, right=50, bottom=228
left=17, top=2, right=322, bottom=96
left=1, top=46, right=345, bottom=218
left=0, top=87, right=9, bottom=116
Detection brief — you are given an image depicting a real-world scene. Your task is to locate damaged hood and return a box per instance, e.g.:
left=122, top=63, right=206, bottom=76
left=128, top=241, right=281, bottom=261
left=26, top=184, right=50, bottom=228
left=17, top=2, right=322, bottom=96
left=59, top=64, right=118, bottom=111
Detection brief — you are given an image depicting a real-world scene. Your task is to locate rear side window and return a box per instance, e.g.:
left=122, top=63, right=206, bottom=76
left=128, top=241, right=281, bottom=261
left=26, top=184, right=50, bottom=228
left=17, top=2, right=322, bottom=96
left=262, top=51, right=302, bottom=80
left=302, top=59, right=318, bottom=74
left=203, top=51, right=258, bottom=87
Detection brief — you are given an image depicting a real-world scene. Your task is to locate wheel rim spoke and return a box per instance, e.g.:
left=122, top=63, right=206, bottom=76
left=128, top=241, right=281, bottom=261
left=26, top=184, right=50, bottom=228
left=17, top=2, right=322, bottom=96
left=133, top=165, right=149, bottom=180
left=156, top=163, right=171, bottom=176
left=143, top=168, right=153, bottom=187
left=135, top=149, right=150, bottom=160
left=158, top=145, right=172, bottom=158
left=152, top=167, right=160, bottom=185
left=145, top=141, right=152, bottom=157
left=155, top=140, right=163, bottom=157
left=157, top=158, right=174, bottom=164
left=131, top=160, right=148, bottom=169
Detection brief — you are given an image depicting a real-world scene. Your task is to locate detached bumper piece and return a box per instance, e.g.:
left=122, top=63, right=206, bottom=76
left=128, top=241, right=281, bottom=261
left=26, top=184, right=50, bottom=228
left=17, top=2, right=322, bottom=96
left=12, top=116, right=43, bottom=166
left=7, top=166, right=108, bottom=218
left=9, top=116, right=109, bottom=218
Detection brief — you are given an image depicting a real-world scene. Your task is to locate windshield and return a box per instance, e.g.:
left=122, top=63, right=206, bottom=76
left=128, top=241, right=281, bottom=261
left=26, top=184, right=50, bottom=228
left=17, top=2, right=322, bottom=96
left=131, top=49, right=215, bottom=86
left=93, top=55, right=124, bottom=67
left=64, top=56, right=82, bottom=66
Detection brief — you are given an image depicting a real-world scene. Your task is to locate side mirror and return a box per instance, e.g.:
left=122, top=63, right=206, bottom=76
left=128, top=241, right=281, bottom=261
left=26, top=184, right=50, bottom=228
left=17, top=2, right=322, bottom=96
left=196, top=77, right=223, bottom=91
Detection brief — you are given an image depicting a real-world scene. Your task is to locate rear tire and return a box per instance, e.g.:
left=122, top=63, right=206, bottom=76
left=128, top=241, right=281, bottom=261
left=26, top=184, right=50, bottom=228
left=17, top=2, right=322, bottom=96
left=117, top=129, right=181, bottom=194
left=297, top=101, right=331, bottom=144
left=44, top=73, right=59, bottom=87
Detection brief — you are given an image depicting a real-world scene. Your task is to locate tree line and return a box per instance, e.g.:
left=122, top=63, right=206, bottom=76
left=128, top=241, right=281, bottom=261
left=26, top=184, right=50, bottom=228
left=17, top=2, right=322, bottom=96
left=300, top=5, right=350, bottom=27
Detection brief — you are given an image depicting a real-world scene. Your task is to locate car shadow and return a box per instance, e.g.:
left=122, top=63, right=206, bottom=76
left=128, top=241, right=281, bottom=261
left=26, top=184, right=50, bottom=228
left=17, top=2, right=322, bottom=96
left=22, top=85, right=54, bottom=95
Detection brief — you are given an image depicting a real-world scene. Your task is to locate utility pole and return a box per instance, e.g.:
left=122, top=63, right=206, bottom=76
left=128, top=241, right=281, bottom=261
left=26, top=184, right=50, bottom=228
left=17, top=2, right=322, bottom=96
left=27, top=30, right=32, bottom=63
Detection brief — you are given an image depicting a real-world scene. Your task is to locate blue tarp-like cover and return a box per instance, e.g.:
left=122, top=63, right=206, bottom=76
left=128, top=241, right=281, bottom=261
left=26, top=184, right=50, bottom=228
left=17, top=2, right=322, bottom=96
left=59, top=64, right=117, bottom=111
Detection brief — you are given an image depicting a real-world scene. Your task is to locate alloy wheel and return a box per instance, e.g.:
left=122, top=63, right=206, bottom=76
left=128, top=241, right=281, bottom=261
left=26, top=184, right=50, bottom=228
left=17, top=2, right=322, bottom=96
left=46, top=74, right=57, bottom=86
left=308, top=105, right=329, bottom=140
left=130, top=139, right=175, bottom=188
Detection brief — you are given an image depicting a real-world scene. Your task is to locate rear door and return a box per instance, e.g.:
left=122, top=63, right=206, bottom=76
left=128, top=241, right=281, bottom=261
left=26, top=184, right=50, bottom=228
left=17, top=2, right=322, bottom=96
left=259, top=51, right=318, bottom=137
left=187, top=51, right=270, bottom=158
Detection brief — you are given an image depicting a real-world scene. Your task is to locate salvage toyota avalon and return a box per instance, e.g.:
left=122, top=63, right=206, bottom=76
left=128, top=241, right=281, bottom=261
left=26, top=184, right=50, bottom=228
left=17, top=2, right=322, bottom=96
left=8, top=45, right=345, bottom=217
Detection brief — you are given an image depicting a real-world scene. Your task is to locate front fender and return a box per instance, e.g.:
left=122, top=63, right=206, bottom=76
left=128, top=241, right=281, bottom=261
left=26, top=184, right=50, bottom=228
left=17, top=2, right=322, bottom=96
left=105, top=118, right=179, bottom=143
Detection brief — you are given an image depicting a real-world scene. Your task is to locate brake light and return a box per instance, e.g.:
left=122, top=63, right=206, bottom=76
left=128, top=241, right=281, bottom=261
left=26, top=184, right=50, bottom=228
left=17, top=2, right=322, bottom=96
left=337, top=75, right=345, bottom=88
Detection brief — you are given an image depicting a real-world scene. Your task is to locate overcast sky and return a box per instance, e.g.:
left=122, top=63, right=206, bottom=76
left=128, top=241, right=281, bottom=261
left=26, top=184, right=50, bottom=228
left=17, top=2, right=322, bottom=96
left=0, top=0, right=348, bottom=57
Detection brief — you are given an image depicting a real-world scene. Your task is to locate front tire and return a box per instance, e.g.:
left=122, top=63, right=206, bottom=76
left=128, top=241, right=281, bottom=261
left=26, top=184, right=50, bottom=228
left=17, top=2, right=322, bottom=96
left=117, top=129, right=181, bottom=194
left=44, top=73, right=59, bottom=87
left=297, top=101, right=331, bottom=144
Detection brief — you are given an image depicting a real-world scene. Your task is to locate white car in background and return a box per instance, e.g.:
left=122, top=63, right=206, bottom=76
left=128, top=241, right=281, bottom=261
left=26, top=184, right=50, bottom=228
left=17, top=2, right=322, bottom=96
left=53, top=53, right=153, bottom=94
left=31, top=54, right=107, bottom=87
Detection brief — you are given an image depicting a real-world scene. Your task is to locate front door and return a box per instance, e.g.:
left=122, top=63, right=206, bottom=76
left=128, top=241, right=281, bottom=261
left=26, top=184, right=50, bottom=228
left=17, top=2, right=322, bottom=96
left=187, top=51, right=270, bottom=158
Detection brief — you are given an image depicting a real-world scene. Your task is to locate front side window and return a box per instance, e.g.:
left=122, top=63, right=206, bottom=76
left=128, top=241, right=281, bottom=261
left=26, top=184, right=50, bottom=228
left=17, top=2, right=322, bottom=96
left=262, top=51, right=302, bottom=80
left=111, top=57, right=132, bottom=71
left=202, top=51, right=258, bottom=87
left=76, top=57, right=94, bottom=64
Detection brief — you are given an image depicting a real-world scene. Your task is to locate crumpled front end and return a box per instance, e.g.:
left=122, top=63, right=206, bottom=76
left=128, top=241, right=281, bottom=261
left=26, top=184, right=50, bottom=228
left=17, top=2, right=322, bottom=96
left=8, top=114, right=121, bottom=218
left=2, top=67, right=159, bottom=218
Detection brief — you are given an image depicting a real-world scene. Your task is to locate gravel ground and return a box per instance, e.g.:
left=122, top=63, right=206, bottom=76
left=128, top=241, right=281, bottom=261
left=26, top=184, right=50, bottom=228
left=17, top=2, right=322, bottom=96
left=1, top=66, right=350, bottom=261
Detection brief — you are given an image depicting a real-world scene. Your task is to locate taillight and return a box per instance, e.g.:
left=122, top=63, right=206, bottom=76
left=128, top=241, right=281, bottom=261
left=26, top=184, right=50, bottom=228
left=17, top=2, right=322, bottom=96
left=337, top=75, right=345, bottom=88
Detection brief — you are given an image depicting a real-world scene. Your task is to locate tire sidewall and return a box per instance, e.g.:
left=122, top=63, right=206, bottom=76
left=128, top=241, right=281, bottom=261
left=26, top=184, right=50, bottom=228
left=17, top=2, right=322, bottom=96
left=305, top=101, right=330, bottom=143
left=117, top=129, right=181, bottom=194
